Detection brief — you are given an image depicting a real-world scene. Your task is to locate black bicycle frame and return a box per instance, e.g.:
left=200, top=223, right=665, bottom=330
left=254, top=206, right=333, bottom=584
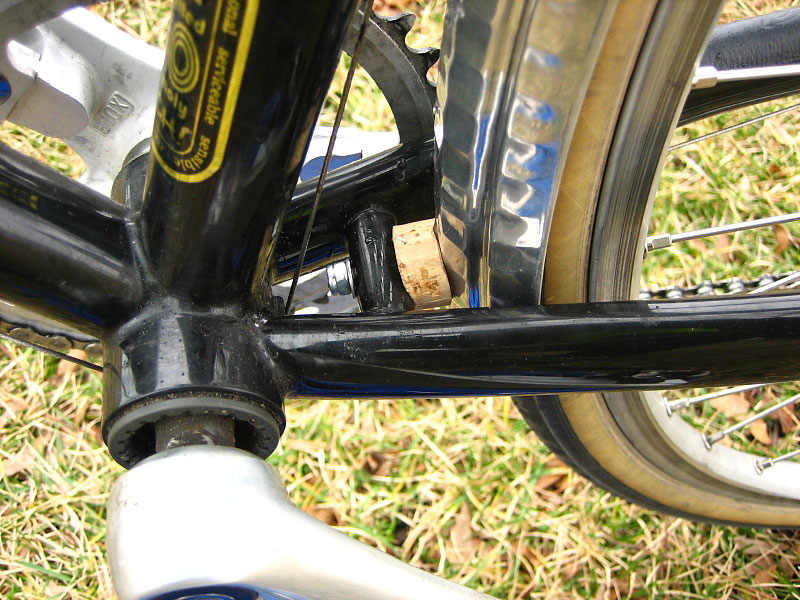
left=1, top=0, right=799, bottom=465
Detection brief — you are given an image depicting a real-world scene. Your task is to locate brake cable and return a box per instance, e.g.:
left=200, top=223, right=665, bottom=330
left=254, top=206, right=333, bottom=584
left=284, top=0, right=376, bottom=315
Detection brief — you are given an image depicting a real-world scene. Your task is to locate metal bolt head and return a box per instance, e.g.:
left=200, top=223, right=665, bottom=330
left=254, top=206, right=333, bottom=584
left=46, top=336, right=71, bottom=352
left=84, top=342, right=104, bottom=358
left=327, top=260, right=353, bottom=296
left=9, top=327, right=34, bottom=342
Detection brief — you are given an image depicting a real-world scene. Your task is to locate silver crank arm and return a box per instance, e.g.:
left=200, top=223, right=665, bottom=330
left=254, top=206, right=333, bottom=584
left=1, top=7, right=163, bottom=195
left=108, top=446, right=495, bottom=600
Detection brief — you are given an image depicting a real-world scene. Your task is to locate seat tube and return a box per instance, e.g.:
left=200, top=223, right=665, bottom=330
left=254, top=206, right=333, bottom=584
left=100, top=0, right=359, bottom=469
left=139, top=0, right=359, bottom=306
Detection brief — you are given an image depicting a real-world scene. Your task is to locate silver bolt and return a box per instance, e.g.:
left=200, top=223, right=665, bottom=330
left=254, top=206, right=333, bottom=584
left=327, top=260, right=353, bottom=296
left=45, top=336, right=71, bottom=352
left=9, top=327, right=34, bottom=342
left=84, top=342, right=104, bottom=358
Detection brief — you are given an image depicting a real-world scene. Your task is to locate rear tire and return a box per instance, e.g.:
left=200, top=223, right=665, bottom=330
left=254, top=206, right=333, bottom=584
left=515, top=5, right=800, bottom=526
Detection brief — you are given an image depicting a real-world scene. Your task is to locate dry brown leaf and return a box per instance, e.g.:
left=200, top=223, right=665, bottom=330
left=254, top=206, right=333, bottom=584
left=91, top=423, right=105, bottom=446
left=363, top=451, right=393, bottom=477
left=45, top=582, right=70, bottom=598
left=1, top=395, right=28, bottom=414
left=777, top=406, right=798, bottom=435
left=56, top=349, right=88, bottom=380
left=373, top=0, right=406, bottom=15
left=749, top=419, right=772, bottom=445
left=284, top=439, right=327, bottom=453
left=710, top=393, right=749, bottom=417
left=774, top=223, right=791, bottom=254
left=535, top=456, right=568, bottom=491
left=754, top=568, right=776, bottom=584
left=445, top=503, right=481, bottom=564
left=303, top=506, right=339, bottom=526
left=779, top=554, right=797, bottom=577
left=715, top=233, right=732, bottom=263
left=2, top=446, right=38, bottom=477
left=689, top=238, right=708, bottom=253
left=736, top=537, right=779, bottom=577
left=593, top=584, right=607, bottom=600
left=735, top=536, right=774, bottom=555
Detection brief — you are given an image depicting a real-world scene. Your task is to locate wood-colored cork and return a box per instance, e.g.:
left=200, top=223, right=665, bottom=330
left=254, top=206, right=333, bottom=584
left=392, top=218, right=452, bottom=309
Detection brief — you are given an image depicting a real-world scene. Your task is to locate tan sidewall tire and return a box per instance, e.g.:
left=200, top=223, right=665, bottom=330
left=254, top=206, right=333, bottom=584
left=542, top=0, right=800, bottom=525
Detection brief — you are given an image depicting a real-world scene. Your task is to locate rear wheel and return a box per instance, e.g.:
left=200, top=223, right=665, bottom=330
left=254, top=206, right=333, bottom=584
left=517, top=5, right=800, bottom=526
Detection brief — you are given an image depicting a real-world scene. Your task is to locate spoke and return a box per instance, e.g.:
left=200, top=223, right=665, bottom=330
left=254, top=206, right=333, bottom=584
left=702, top=392, right=800, bottom=449
left=754, top=448, right=800, bottom=475
left=669, top=102, right=800, bottom=152
left=693, top=64, right=800, bottom=89
left=664, top=383, right=766, bottom=416
left=646, top=212, right=800, bottom=253
left=749, top=271, right=800, bottom=294
left=285, top=0, right=376, bottom=314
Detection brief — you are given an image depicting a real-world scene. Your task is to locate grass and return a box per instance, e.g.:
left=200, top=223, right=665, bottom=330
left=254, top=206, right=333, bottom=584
left=2, top=1, right=800, bottom=599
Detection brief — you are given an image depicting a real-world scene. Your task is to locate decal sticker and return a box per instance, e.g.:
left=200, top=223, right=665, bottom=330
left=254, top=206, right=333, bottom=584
left=152, top=0, right=258, bottom=182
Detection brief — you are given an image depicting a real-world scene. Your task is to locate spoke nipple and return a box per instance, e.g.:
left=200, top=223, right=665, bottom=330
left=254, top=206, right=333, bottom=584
left=664, top=400, right=674, bottom=418
left=754, top=458, right=767, bottom=476
left=701, top=433, right=714, bottom=450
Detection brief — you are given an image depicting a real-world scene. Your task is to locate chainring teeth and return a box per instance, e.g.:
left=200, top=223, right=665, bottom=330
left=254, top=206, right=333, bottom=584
left=372, top=11, right=440, bottom=104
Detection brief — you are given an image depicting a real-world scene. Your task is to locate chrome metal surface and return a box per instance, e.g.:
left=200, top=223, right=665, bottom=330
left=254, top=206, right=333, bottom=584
left=692, top=63, right=800, bottom=89
left=645, top=212, right=800, bottom=253
left=327, top=260, right=353, bottom=296
left=664, top=383, right=766, bottom=416
left=749, top=271, right=800, bottom=294
left=1, top=7, right=163, bottom=195
left=642, top=390, right=800, bottom=499
left=579, top=0, right=800, bottom=503
left=0, top=305, right=102, bottom=357
left=756, top=449, right=800, bottom=475
left=436, top=0, right=617, bottom=307
left=108, top=446, right=495, bottom=600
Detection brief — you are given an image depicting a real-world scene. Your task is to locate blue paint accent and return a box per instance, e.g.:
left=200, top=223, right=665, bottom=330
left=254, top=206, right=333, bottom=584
left=18, top=286, right=104, bottom=327
left=299, top=153, right=361, bottom=181
left=294, top=378, right=596, bottom=398
left=0, top=75, right=10, bottom=103
left=275, top=237, right=348, bottom=277
left=468, top=286, right=480, bottom=308
left=148, top=584, right=312, bottom=600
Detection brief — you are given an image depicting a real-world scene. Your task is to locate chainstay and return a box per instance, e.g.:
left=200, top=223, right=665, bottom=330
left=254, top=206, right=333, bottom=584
left=0, top=273, right=794, bottom=359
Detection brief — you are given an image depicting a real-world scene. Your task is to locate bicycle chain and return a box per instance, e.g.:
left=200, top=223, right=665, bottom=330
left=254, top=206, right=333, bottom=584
left=640, top=272, right=795, bottom=299
left=0, top=318, right=102, bottom=358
